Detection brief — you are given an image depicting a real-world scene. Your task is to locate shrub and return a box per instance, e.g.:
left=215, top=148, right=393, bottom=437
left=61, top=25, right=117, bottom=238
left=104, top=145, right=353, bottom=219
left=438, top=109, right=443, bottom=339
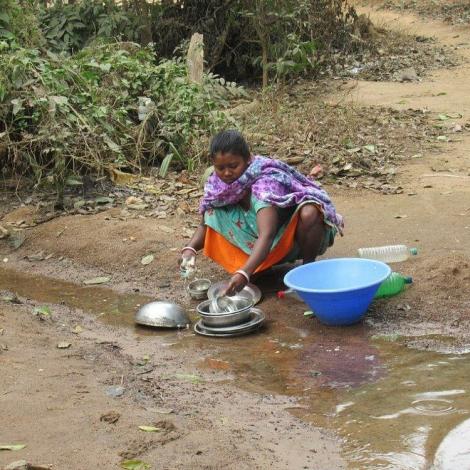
left=37, top=0, right=357, bottom=86
left=151, top=0, right=357, bottom=85
left=0, top=41, right=243, bottom=191
left=0, top=0, right=44, bottom=47
left=39, top=0, right=142, bottom=53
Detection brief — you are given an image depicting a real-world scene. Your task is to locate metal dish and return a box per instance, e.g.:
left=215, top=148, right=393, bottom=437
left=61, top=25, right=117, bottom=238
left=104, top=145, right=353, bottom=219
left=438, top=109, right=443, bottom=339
left=209, top=295, right=237, bottom=313
left=187, top=278, right=211, bottom=300
left=135, top=301, right=190, bottom=328
left=194, top=322, right=262, bottom=338
left=196, top=297, right=253, bottom=327
left=194, top=309, right=265, bottom=337
left=208, top=281, right=262, bottom=306
left=196, top=308, right=265, bottom=334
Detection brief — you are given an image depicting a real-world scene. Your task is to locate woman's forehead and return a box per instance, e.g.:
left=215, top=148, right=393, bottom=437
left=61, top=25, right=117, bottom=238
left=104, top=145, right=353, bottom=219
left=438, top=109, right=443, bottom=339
left=213, top=152, right=246, bottom=164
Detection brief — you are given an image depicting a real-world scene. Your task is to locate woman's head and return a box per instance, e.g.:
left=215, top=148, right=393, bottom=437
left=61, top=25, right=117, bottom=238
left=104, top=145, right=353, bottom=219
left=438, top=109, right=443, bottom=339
left=209, top=130, right=251, bottom=184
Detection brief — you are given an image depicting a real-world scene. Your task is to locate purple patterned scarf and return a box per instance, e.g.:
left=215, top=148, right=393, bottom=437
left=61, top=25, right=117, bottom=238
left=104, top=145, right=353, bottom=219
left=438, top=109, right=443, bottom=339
left=200, top=156, right=344, bottom=232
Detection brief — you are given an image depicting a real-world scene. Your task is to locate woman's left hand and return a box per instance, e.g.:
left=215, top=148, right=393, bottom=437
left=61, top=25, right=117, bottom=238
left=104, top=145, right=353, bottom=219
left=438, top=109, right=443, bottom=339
left=224, top=273, right=248, bottom=296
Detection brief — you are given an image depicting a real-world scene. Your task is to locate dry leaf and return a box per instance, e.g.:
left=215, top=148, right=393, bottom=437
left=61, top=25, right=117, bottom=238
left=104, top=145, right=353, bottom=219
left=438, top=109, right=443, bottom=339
left=141, top=254, right=154, bottom=265
left=120, top=460, right=150, bottom=470
left=83, top=276, right=110, bottom=285
left=0, top=444, right=26, bottom=451
left=138, top=425, right=161, bottom=432
left=159, top=225, right=174, bottom=234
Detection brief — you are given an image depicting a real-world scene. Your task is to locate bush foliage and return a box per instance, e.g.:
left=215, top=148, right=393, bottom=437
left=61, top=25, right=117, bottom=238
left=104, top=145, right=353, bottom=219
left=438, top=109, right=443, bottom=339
left=39, top=0, right=142, bottom=53
left=0, top=41, right=242, bottom=189
left=0, top=0, right=358, bottom=191
left=151, top=0, right=357, bottom=84
left=0, top=0, right=44, bottom=47
left=35, top=0, right=357, bottom=83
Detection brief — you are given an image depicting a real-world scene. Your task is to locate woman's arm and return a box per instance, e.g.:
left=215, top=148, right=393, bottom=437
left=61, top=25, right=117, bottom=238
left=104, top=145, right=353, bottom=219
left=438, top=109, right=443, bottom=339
left=242, top=206, right=278, bottom=274
left=180, top=216, right=206, bottom=277
left=183, top=216, right=206, bottom=253
left=224, top=206, right=278, bottom=295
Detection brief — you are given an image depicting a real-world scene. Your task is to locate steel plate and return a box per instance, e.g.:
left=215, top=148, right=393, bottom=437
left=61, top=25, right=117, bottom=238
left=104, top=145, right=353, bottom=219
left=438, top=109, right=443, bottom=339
left=194, top=308, right=265, bottom=337
left=200, top=308, right=265, bottom=333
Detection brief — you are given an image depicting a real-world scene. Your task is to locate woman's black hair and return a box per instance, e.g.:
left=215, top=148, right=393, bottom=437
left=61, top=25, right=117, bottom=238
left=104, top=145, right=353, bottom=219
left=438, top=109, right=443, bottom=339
left=209, top=129, right=250, bottom=160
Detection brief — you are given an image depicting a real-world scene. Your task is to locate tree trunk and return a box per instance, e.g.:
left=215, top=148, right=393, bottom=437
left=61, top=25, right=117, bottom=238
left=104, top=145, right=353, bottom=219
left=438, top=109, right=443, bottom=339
left=261, top=35, right=268, bottom=89
left=254, top=0, right=269, bottom=88
left=136, top=0, right=153, bottom=46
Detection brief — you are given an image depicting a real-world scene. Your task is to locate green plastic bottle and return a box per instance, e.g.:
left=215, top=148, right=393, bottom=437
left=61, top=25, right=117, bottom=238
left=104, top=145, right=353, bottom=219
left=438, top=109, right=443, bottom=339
left=374, top=272, right=412, bottom=298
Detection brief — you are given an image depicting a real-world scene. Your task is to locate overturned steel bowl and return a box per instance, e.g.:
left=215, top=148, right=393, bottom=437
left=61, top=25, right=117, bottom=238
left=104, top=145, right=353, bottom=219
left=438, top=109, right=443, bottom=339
left=135, top=301, right=190, bottom=329
left=187, top=278, right=211, bottom=300
left=196, top=296, right=253, bottom=327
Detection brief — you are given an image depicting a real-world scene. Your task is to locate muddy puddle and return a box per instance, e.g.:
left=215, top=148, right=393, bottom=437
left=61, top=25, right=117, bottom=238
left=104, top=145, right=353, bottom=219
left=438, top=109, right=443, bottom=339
left=2, top=267, right=470, bottom=469
left=0, top=267, right=168, bottom=334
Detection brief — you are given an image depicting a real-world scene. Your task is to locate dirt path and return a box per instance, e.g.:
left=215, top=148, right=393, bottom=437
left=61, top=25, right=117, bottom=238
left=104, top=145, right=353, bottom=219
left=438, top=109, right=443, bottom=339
left=348, top=2, right=470, bottom=197
left=339, top=4, right=470, bottom=255
left=352, top=1, right=470, bottom=114
left=330, top=3, right=470, bottom=337
left=341, top=5, right=470, bottom=249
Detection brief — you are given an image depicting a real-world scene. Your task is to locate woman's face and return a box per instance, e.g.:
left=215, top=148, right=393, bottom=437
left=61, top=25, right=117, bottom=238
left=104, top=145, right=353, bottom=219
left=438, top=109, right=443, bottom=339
left=213, top=152, right=249, bottom=184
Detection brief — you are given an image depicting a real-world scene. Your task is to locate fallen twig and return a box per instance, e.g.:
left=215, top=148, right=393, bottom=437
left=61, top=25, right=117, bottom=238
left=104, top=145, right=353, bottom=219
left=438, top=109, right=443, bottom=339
left=421, top=173, right=470, bottom=179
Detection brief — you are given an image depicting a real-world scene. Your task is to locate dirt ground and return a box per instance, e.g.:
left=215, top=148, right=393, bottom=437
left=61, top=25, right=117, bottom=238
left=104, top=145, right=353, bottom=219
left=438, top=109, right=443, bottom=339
left=1, top=3, right=470, bottom=470
left=0, top=299, right=344, bottom=470
left=379, top=0, right=470, bottom=25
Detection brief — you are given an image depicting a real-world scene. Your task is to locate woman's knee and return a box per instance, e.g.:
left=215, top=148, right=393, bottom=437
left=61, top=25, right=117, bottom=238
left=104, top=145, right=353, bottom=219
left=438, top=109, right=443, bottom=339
left=299, top=204, right=323, bottom=227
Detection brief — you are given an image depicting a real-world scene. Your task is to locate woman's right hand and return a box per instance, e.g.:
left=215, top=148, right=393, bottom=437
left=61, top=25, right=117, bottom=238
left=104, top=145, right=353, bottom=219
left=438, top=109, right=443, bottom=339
left=222, top=272, right=248, bottom=297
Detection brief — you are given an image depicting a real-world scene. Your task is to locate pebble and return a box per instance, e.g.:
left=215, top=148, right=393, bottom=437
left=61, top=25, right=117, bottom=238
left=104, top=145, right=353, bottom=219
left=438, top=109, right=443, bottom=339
left=106, top=385, right=125, bottom=398
left=398, top=67, right=419, bottom=82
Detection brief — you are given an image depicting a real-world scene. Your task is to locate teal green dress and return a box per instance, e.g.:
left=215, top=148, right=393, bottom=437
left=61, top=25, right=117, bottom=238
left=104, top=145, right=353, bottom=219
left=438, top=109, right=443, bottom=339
left=204, top=195, right=335, bottom=259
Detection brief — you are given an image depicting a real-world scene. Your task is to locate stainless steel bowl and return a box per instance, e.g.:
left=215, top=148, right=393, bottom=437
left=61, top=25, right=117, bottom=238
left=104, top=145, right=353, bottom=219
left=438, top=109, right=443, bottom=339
left=210, top=295, right=237, bottom=313
left=208, top=281, right=262, bottom=306
left=187, top=278, right=211, bottom=300
left=196, top=297, right=253, bottom=327
left=135, top=301, right=190, bottom=328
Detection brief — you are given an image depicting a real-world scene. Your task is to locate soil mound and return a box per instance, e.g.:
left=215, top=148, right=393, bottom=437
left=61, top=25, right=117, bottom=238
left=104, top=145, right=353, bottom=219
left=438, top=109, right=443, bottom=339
left=417, top=254, right=470, bottom=300
left=370, top=254, right=470, bottom=326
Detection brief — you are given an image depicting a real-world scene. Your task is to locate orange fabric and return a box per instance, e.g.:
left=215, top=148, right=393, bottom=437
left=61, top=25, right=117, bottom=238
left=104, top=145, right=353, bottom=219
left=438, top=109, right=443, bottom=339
left=203, top=213, right=299, bottom=274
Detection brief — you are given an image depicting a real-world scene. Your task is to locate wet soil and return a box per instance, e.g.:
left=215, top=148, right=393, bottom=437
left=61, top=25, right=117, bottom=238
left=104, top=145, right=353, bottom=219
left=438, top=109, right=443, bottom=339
left=0, top=296, right=343, bottom=470
left=2, top=2, right=470, bottom=469
left=2, top=268, right=470, bottom=469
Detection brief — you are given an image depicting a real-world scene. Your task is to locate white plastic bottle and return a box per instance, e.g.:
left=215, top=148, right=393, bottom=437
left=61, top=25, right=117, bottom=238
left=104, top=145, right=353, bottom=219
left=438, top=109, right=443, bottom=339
left=357, top=245, right=418, bottom=263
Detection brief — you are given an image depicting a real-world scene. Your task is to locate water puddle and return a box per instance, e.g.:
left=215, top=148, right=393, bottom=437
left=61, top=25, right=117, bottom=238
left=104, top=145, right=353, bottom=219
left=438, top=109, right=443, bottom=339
left=2, top=267, right=470, bottom=469
left=330, top=346, right=470, bottom=469
left=0, top=267, right=160, bottom=333
left=434, top=417, right=470, bottom=470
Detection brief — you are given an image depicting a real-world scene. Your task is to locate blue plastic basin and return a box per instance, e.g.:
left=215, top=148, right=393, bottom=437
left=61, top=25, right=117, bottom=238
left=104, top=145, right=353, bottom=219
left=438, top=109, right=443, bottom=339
left=283, top=258, right=391, bottom=326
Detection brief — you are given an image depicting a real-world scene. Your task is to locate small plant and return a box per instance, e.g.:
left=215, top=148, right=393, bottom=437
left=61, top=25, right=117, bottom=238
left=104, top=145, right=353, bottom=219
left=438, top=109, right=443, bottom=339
left=273, top=33, right=318, bottom=82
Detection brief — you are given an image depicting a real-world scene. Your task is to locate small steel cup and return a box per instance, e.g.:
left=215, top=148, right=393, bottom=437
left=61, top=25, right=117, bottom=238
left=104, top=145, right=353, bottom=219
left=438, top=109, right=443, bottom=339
left=188, top=278, right=211, bottom=300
